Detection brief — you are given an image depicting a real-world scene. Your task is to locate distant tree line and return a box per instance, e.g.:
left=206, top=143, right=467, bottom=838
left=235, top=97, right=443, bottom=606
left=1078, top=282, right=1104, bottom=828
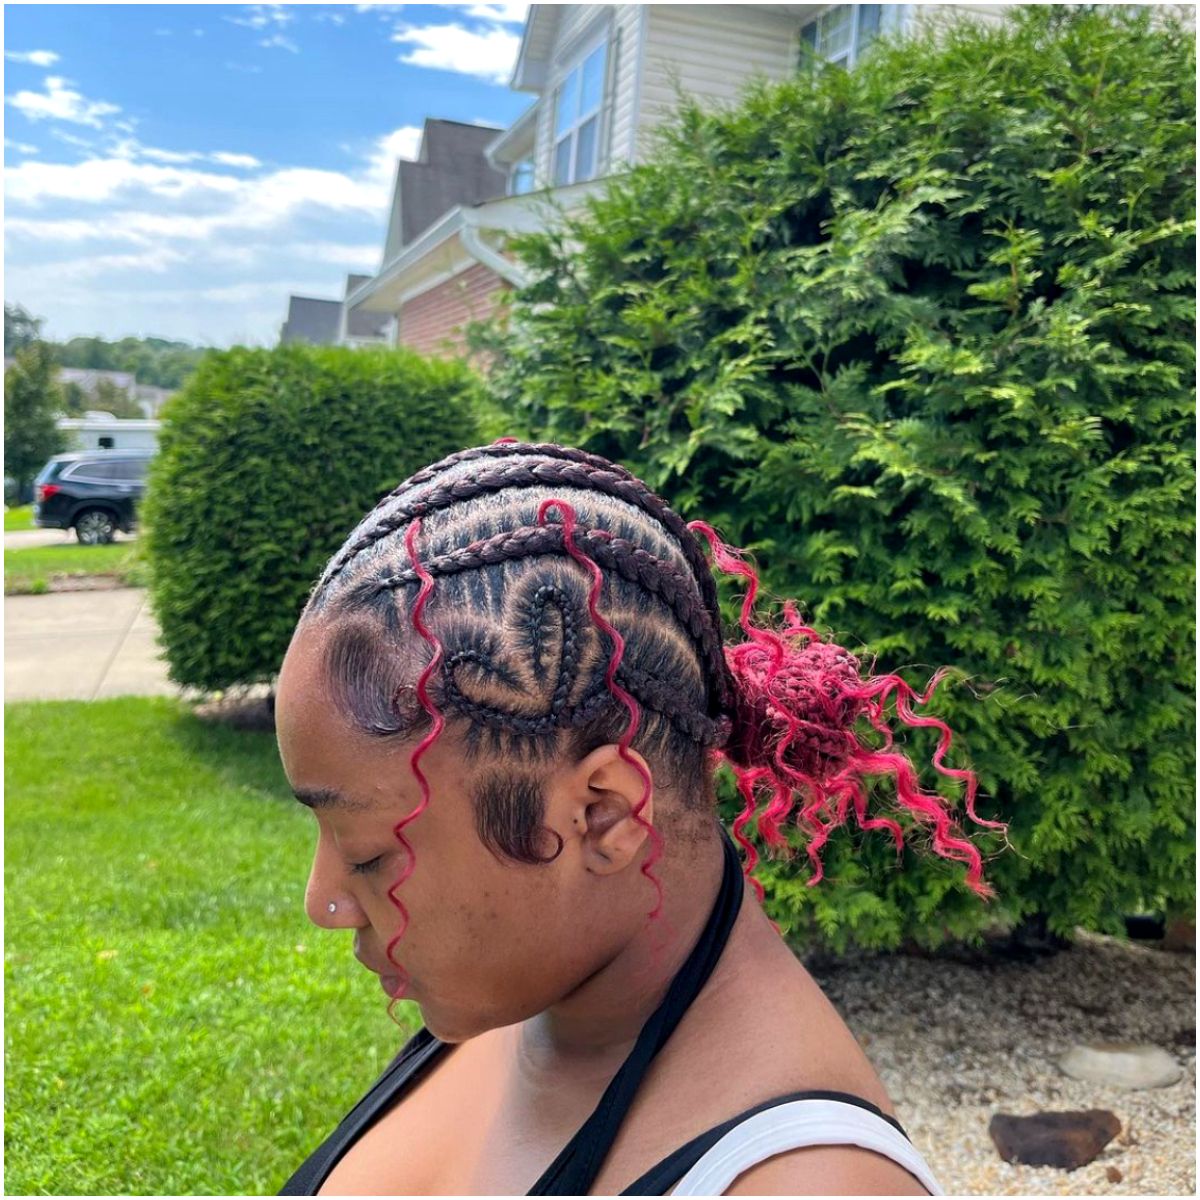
left=4, top=303, right=210, bottom=390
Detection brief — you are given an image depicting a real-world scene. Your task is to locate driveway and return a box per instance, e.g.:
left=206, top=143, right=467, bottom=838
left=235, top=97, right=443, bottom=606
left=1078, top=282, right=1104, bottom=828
left=4, top=529, right=138, bottom=550
left=4, top=587, right=179, bottom=702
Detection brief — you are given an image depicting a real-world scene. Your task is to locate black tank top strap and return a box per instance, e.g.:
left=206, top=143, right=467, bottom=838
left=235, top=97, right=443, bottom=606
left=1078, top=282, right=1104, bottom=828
left=618, top=1090, right=911, bottom=1195
left=278, top=1027, right=448, bottom=1195
left=527, top=824, right=746, bottom=1194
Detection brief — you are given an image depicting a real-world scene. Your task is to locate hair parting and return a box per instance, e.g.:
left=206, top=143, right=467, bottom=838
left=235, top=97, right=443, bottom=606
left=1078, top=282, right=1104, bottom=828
left=384, top=518, right=446, bottom=1021
left=538, top=498, right=667, bottom=924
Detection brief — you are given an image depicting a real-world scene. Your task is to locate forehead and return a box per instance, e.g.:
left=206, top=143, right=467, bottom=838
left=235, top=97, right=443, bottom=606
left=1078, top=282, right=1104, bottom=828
left=275, top=619, right=468, bottom=813
left=276, top=622, right=392, bottom=799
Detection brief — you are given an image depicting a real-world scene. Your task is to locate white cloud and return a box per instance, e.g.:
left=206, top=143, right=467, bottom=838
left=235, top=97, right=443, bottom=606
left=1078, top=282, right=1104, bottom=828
left=211, top=151, right=261, bottom=168
left=6, top=76, right=120, bottom=128
left=5, top=49, right=61, bottom=66
left=259, top=33, right=300, bottom=52
left=364, top=124, right=422, bottom=183
left=3, top=121, right=421, bottom=345
left=391, top=21, right=519, bottom=83
left=34, top=247, right=187, bottom=283
left=458, top=3, right=528, bottom=24
left=4, top=139, right=40, bottom=154
left=225, top=61, right=264, bottom=74
left=226, top=4, right=293, bottom=30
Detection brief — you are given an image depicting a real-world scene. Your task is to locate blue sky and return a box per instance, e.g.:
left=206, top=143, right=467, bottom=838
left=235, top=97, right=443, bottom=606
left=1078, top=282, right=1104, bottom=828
left=4, top=3, right=533, bottom=346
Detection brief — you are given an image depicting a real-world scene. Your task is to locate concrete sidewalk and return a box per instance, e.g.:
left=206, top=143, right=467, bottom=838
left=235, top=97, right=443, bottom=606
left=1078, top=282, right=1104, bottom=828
left=4, top=529, right=138, bottom=550
left=4, top=587, right=179, bottom=702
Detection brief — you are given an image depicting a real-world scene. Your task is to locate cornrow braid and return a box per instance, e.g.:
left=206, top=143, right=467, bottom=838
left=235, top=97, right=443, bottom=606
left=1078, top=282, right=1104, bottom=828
left=317, top=442, right=731, bottom=709
left=350, top=521, right=728, bottom=726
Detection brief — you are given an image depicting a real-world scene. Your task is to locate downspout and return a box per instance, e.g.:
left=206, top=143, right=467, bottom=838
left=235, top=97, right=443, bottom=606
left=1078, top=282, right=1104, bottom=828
left=460, top=223, right=531, bottom=288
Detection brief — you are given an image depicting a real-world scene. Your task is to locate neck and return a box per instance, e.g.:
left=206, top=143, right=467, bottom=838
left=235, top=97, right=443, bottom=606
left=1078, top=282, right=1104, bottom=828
left=514, top=824, right=733, bottom=1088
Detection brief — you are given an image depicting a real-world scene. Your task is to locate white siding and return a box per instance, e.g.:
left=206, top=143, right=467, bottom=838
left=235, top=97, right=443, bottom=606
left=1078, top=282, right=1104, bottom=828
left=636, top=5, right=800, bottom=162
left=905, top=4, right=1014, bottom=36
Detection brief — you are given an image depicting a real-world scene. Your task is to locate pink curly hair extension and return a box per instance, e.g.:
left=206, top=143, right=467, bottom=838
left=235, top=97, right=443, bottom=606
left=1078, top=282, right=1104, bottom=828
left=536, top=498, right=672, bottom=930
left=382, top=517, right=446, bottom=1022
left=688, top=520, right=1006, bottom=899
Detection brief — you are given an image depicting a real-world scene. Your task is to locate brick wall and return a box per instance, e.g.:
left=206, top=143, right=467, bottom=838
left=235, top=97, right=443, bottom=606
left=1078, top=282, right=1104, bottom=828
left=398, top=262, right=509, bottom=361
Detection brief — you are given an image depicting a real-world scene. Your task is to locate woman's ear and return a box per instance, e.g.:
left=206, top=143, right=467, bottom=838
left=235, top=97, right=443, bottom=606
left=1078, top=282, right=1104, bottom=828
left=550, top=743, right=655, bottom=875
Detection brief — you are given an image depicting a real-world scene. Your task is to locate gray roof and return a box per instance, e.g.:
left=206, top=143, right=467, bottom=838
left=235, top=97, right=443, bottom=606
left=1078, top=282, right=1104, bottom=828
left=383, top=119, right=507, bottom=261
left=280, top=296, right=341, bottom=345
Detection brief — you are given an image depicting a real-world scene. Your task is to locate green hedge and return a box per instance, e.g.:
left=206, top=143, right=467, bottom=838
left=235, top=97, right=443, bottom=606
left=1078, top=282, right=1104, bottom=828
left=480, top=6, right=1196, bottom=949
left=143, top=345, right=480, bottom=692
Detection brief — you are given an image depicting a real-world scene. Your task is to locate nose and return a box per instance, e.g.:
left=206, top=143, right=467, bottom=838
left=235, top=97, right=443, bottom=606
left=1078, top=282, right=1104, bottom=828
left=304, top=835, right=367, bottom=930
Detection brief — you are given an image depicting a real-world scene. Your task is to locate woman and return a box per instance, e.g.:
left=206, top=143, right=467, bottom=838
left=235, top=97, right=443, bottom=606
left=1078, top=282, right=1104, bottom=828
left=275, top=441, right=1001, bottom=1195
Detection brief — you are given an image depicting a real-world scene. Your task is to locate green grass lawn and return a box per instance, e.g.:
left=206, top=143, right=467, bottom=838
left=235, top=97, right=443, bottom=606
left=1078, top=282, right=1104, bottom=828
left=4, top=542, right=149, bottom=594
left=5, top=505, right=35, bottom=532
left=5, top=698, right=415, bottom=1195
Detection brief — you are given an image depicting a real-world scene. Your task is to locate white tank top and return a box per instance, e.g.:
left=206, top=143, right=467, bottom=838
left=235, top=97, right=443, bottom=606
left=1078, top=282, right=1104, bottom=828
left=669, top=1097, right=944, bottom=1195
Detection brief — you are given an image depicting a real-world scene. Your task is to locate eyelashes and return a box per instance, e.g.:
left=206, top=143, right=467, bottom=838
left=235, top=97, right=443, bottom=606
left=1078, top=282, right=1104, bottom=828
left=349, top=854, right=385, bottom=876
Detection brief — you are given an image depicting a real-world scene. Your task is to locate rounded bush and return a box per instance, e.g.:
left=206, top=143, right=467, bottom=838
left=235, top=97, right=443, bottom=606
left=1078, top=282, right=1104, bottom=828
left=143, top=344, right=481, bottom=693
left=483, top=7, right=1196, bottom=948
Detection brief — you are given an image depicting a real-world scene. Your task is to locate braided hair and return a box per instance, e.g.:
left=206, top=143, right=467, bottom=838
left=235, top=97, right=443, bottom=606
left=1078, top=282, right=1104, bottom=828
left=302, top=441, right=1004, bottom=989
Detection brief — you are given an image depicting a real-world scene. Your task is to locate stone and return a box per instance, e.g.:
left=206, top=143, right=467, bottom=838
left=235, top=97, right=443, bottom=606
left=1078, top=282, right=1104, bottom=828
left=1106, top=1166, right=1124, bottom=1183
left=989, top=1110, right=1122, bottom=1170
left=1058, top=1042, right=1183, bottom=1090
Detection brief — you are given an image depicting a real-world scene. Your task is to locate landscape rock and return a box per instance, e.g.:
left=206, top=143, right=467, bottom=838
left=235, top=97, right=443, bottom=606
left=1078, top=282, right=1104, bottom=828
left=1058, top=1042, right=1183, bottom=1090
left=989, top=1110, right=1122, bottom=1170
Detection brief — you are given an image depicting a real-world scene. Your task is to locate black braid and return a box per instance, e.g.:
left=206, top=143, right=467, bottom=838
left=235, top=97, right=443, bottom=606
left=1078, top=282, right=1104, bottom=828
left=319, top=442, right=727, bottom=676
left=364, top=523, right=727, bottom=720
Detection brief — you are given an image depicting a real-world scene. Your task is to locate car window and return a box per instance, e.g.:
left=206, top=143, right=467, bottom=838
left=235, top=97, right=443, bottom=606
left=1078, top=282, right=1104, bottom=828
left=35, top=460, right=64, bottom=484
left=110, top=460, right=144, bottom=481
left=64, top=460, right=117, bottom=482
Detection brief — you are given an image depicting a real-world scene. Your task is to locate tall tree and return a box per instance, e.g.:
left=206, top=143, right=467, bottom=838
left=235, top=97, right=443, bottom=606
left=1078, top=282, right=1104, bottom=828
left=4, top=343, right=66, bottom=498
left=4, top=304, right=43, bottom=353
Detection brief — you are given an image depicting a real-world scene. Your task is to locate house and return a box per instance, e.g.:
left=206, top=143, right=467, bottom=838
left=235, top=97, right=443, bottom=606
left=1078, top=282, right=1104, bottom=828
left=280, top=272, right=395, bottom=347
left=56, top=366, right=174, bottom=418
left=347, top=1, right=1196, bottom=355
left=344, top=4, right=1024, bottom=361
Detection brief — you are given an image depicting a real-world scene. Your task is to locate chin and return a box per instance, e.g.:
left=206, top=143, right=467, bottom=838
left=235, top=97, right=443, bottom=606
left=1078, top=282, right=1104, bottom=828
left=418, top=994, right=509, bottom=1045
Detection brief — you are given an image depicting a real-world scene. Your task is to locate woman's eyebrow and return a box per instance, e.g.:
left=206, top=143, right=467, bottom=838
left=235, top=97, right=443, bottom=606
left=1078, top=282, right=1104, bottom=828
left=292, top=786, right=374, bottom=813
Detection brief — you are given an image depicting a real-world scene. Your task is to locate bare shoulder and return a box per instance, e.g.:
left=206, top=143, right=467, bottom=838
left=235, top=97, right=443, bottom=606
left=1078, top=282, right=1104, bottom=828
left=721, top=1144, right=932, bottom=1196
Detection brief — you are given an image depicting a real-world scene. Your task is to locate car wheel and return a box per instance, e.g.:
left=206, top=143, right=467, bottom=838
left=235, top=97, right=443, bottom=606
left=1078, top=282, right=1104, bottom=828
left=75, top=509, right=116, bottom=545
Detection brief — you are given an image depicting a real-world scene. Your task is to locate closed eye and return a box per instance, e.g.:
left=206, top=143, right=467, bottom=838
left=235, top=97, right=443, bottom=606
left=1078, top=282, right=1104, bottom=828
left=350, top=855, right=384, bottom=876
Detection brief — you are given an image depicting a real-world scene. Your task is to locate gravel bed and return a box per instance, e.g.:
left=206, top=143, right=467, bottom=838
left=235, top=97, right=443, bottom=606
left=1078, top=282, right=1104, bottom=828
left=807, top=931, right=1196, bottom=1195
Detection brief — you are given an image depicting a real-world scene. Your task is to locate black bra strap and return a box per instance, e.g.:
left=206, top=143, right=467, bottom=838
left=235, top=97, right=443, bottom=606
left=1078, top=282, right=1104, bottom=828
left=278, top=1028, right=443, bottom=1195
left=527, top=825, right=746, bottom=1194
left=619, top=1090, right=911, bottom=1195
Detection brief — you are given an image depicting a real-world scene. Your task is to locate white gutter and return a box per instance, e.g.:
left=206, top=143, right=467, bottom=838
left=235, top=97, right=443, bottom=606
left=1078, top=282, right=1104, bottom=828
left=460, top=219, right=529, bottom=288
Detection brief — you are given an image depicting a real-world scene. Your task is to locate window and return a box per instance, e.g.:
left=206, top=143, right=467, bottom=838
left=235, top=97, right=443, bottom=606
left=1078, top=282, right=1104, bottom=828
left=553, top=40, right=607, bottom=186
left=98, top=436, right=115, bottom=449
left=65, top=460, right=117, bottom=482
left=508, top=159, right=535, bottom=196
left=111, top=458, right=149, bottom=481
left=800, top=4, right=883, bottom=69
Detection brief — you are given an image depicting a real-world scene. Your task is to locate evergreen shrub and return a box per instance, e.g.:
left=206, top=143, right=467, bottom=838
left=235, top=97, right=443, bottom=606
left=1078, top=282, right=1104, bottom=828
left=481, top=6, right=1196, bottom=949
left=143, top=344, right=480, bottom=693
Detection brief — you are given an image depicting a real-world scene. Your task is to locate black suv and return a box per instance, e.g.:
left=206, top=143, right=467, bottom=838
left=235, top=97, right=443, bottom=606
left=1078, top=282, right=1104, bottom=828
left=33, top=450, right=155, bottom=544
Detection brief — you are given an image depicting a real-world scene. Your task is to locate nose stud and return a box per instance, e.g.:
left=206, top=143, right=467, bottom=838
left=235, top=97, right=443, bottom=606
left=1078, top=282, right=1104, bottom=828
left=328, top=902, right=338, bottom=914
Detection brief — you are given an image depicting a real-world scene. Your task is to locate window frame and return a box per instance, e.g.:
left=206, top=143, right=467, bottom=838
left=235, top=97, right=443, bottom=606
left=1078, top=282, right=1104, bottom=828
left=800, top=4, right=886, bottom=69
left=551, top=32, right=609, bottom=187
left=508, top=158, right=536, bottom=196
